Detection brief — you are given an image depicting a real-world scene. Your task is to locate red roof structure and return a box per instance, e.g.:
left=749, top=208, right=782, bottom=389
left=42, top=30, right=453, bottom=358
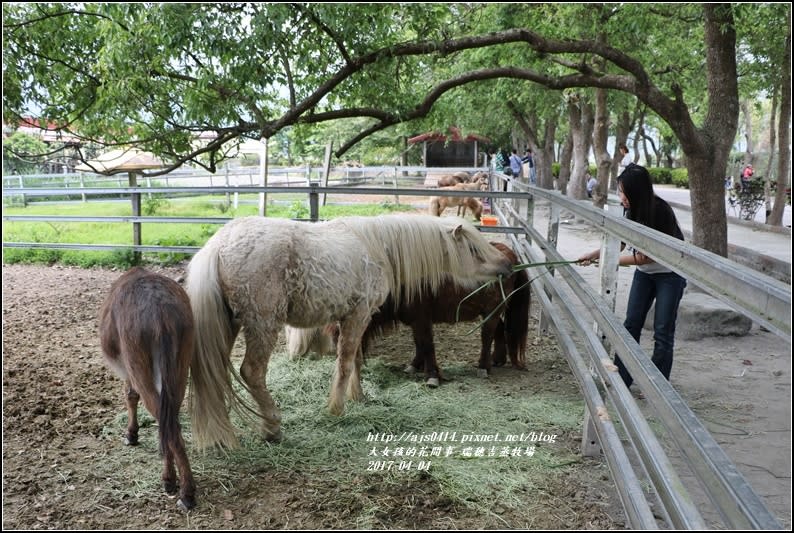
left=7, top=117, right=82, bottom=145
left=408, top=126, right=490, bottom=145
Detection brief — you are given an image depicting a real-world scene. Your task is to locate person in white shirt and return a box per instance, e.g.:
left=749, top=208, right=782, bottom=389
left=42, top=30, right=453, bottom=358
left=618, top=143, right=632, bottom=173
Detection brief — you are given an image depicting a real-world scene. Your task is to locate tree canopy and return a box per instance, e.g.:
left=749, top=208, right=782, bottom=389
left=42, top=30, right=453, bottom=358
left=3, top=3, right=790, bottom=253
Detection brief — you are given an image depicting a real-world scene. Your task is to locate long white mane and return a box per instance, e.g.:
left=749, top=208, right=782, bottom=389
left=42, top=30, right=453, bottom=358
left=333, top=214, right=504, bottom=306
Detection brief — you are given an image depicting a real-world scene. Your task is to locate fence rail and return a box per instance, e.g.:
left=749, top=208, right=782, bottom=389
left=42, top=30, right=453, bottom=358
left=2, top=169, right=789, bottom=529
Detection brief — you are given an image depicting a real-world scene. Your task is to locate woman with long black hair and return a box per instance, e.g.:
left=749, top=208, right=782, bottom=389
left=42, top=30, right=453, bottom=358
left=578, top=164, right=687, bottom=390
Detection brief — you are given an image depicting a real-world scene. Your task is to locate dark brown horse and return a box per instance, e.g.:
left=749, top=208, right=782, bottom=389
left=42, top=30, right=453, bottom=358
left=98, top=267, right=196, bottom=511
left=286, top=242, right=529, bottom=387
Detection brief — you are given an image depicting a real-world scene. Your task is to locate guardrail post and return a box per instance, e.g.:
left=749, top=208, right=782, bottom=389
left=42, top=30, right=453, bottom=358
left=597, top=233, right=621, bottom=353
left=539, top=201, right=561, bottom=334
left=581, top=411, right=602, bottom=457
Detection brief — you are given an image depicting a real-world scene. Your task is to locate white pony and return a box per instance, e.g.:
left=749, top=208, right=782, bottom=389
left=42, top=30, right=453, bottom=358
left=185, top=214, right=512, bottom=450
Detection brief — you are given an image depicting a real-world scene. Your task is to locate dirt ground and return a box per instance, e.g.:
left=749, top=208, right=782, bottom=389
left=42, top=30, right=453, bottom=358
left=2, top=262, right=624, bottom=530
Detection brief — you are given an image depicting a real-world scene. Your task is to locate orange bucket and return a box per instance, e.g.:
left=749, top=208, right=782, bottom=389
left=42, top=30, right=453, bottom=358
left=480, top=215, right=498, bottom=226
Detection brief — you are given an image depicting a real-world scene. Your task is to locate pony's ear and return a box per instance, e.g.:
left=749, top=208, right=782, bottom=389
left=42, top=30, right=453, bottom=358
left=451, top=224, right=464, bottom=239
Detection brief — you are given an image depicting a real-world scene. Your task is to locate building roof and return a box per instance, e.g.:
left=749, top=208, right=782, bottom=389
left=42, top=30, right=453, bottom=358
left=408, top=126, right=490, bottom=145
left=6, top=117, right=82, bottom=144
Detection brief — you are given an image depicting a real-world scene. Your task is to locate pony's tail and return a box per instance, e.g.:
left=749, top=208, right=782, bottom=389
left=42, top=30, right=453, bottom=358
left=185, top=244, right=242, bottom=451
left=156, top=330, right=188, bottom=459
left=504, top=269, right=530, bottom=369
left=285, top=326, right=335, bottom=359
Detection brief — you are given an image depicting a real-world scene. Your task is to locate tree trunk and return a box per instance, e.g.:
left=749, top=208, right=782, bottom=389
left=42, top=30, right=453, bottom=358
left=741, top=100, right=754, bottom=166
left=683, top=4, right=738, bottom=257
left=539, top=116, right=558, bottom=190
left=558, top=132, right=573, bottom=195
left=508, top=101, right=556, bottom=190
left=763, top=88, right=777, bottom=221
left=768, top=21, right=790, bottom=227
left=568, top=95, right=592, bottom=200
left=632, top=108, right=645, bottom=165
left=592, top=86, right=611, bottom=208
left=610, top=109, right=632, bottom=191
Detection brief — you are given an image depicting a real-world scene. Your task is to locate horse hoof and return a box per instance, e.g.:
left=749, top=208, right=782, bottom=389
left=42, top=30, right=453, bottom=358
left=404, top=365, right=417, bottom=374
left=123, top=435, right=138, bottom=446
left=477, top=368, right=489, bottom=379
left=426, top=377, right=440, bottom=388
left=264, top=429, right=283, bottom=443
left=177, top=497, right=196, bottom=512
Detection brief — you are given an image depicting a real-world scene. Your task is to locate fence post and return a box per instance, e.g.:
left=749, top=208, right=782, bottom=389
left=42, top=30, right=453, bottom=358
left=393, top=166, right=400, bottom=205
left=322, top=142, right=333, bottom=206
left=224, top=166, right=231, bottom=209
left=79, top=174, right=86, bottom=203
left=309, top=182, right=319, bottom=221
left=259, top=138, right=268, bottom=217
left=233, top=171, right=240, bottom=210
left=18, top=175, right=27, bottom=207
left=129, top=171, right=142, bottom=264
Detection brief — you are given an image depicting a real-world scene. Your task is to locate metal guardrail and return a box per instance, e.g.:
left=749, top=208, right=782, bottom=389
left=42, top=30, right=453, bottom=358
left=2, top=170, right=788, bottom=529
left=489, top=175, right=786, bottom=529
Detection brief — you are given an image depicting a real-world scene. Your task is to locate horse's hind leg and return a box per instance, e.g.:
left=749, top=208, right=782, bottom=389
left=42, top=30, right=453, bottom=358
left=492, top=319, right=507, bottom=367
left=477, top=319, right=499, bottom=378
left=163, top=436, right=196, bottom=511
left=240, top=325, right=282, bottom=442
left=329, top=307, right=370, bottom=415
left=411, top=322, right=441, bottom=387
left=346, top=344, right=365, bottom=401
left=123, top=380, right=140, bottom=446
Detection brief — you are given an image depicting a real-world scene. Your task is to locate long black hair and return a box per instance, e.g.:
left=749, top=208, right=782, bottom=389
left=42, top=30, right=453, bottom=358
left=617, top=164, right=683, bottom=238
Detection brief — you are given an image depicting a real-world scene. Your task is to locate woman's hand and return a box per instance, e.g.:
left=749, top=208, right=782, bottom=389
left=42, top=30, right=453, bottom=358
left=577, top=249, right=600, bottom=266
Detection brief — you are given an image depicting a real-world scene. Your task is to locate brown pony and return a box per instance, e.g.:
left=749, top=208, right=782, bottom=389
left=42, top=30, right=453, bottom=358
left=436, top=171, right=471, bottom=187
left=430, top=174, right=489, bottom=220
left=286, top=242, right=529, bottom=387
left=98, top=267, right=196, bottom=511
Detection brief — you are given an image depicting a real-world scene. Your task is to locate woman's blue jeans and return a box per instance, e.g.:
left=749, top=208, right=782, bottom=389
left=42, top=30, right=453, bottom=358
left=615, top=269, right=687, bottom=388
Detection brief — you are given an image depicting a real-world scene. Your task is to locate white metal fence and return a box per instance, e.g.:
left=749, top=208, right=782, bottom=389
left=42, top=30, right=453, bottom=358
left=2, top=167, right=790, bottom=529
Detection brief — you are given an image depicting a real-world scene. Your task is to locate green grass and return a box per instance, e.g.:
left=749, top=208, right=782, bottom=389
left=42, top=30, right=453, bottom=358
left=95, top=345, right=589, bottom=527
left=2, top=196, right=416, bottom=268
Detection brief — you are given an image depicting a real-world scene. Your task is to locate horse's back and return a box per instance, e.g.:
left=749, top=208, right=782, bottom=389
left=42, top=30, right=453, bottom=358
left=204, top=216, right=385, bottom=327
left=99, top=268, right=194, bottom=386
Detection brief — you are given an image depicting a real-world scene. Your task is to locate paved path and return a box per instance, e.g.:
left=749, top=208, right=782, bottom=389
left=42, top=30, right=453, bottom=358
left=653, top=186, right=791, bottom=266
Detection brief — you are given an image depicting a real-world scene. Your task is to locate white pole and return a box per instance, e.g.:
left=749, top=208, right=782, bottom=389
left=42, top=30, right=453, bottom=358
left=259, top=137, right=268, bottom=216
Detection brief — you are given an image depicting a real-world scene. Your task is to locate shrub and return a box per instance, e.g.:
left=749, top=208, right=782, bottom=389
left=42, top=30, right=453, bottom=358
left=150, top=235, right=199, bottom=265
left=671, top=168, right=689, bottom=188
left=648, top=167, right=673, bottom=185
left=142, top=195, right=170, bottom=216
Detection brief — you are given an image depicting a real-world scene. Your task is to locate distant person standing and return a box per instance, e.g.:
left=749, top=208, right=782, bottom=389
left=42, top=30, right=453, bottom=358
left=741, top=164, right=754, bottom=192
left=618, top=143, right=632, bottom=174
left=522, top=149, right=536, bottom=184
left=509, top=149, right=523, bottom=179
left=496, top=149, right=509, bottom=173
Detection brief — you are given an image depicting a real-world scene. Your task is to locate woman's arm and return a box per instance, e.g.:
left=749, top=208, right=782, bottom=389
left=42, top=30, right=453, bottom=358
left=579, top=244, right=651, bottom=267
